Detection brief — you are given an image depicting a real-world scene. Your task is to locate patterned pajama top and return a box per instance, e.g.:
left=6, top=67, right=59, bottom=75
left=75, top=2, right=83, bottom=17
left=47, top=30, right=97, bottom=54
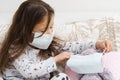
left=3, top=41, right=96, bottom=80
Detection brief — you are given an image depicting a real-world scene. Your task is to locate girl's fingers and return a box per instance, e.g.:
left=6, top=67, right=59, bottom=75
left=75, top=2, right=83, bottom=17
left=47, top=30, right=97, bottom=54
left=103, top=48, right=107, bottom=53
left=104, top=45, right=112, bottom=53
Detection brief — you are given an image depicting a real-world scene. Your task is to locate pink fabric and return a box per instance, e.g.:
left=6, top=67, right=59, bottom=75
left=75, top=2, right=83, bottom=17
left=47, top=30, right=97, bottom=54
left=65, top=51, right=120, bottom=80
left=65, top=66, right=79, bottom=80
left=102, top=51, right=120, bottom=80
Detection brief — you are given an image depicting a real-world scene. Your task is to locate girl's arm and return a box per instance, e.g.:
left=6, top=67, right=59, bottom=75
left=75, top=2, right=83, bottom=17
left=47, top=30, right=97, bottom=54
left=13, top=53, right=57, bottom=79
left=61, top=41, right=96, bottom=55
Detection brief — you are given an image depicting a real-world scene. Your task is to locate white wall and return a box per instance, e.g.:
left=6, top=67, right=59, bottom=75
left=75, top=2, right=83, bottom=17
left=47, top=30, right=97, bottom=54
left=0, top=0, right=24, bottom=24
left=0, top=0, right=120, bottom=24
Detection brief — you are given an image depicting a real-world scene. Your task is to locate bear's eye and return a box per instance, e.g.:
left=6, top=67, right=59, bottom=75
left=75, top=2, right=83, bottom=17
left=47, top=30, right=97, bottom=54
left=62, top=78, right=65, bottom=80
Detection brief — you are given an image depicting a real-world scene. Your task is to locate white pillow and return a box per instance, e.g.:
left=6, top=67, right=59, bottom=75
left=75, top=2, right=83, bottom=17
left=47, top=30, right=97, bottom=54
left=0, top=24, right=10, bottom=46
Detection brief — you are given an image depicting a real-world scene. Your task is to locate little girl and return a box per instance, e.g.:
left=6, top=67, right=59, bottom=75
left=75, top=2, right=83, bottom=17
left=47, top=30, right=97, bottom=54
left=0, top=0, right=114, bottom=80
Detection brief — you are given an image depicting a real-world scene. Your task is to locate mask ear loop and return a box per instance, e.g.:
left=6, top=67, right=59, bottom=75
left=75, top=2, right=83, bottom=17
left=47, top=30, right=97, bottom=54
left=28, top=35, right=40, bottom=49
left=28, top=32, right=43, bottom=49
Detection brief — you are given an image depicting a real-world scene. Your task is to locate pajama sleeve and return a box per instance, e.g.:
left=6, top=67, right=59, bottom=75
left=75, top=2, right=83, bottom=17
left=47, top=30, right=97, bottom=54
left=13, top=53, right=57, bottom=79
left=61, top=41, right=96, bottom=54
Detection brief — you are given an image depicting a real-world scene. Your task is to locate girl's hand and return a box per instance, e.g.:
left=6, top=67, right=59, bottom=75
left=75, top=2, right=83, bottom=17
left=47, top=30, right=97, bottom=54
left=54, top=52, right=71, bottom=63
left=96, top=40, right=113, bottom=53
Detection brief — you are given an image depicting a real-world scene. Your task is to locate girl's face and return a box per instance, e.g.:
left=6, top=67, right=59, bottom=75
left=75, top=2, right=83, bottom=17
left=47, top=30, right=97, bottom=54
left=33, top=15, right=54, bottom=35
left=31, top=15, right=54, bottom=49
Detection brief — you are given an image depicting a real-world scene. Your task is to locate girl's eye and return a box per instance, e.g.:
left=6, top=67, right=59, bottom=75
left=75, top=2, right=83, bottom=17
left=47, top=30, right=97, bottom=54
left=39, top=30, right=45, bottom=33
left=50, top=27, right=53, bottom=29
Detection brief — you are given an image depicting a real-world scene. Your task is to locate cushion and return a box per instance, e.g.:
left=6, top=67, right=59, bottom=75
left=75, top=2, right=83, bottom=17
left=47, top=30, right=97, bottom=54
left=54, top=17, right=120, bottom=51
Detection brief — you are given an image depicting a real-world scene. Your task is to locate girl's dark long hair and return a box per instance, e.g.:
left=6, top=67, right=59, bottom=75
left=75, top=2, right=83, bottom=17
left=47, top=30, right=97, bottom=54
left=0, top=0, right=63, bottom=72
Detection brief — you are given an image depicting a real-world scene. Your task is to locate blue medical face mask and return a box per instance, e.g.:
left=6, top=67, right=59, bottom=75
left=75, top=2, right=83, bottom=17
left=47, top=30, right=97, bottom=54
left=67, top=53, right=104, bottom=74
left=30, top=31, right=54, bottom=49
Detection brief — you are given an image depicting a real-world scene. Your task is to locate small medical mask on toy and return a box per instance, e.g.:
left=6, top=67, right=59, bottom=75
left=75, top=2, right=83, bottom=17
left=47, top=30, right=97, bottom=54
left=67, top=53, right=103, bottom=74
